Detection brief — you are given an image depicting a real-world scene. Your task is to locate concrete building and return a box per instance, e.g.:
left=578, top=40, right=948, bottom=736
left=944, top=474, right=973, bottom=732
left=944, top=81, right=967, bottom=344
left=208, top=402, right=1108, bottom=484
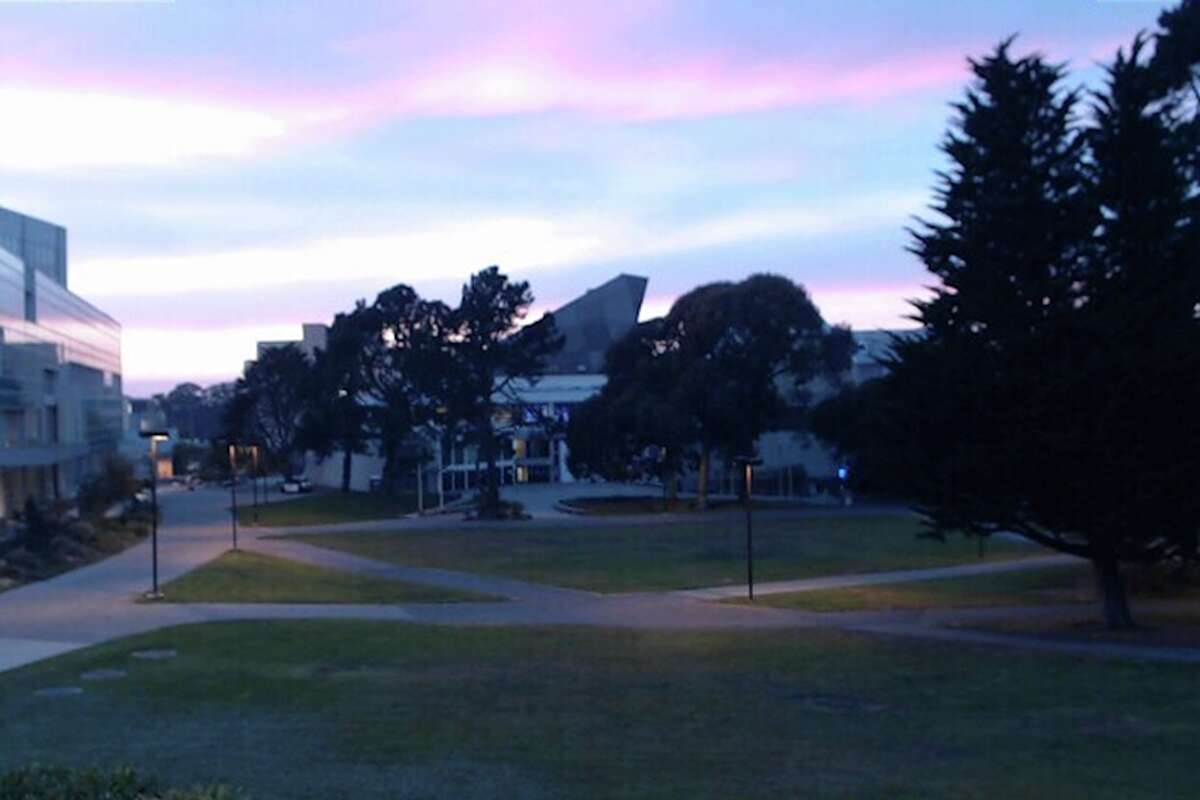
left=256, top=323, right=328, bottom=361
left=0, top=206, right=123, bottom=515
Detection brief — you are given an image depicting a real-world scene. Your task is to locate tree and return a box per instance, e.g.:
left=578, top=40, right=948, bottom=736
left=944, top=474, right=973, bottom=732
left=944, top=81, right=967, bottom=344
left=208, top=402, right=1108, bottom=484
left=570, top=274, right=852, bottom=509
left=153, top=382, right=204, bottom=439
left=76, top=454, right=139, bottom=517
left=567, top=319, right=692, bottom=500
left=872, top=20, right=1200, bottom=629
left=431, top=267, right=563, bottom=518
left=227, top=344, right=312, bottom=476
left=300, top=308, right=374, bottom=492
left=357, top=285, right=452, bottom=494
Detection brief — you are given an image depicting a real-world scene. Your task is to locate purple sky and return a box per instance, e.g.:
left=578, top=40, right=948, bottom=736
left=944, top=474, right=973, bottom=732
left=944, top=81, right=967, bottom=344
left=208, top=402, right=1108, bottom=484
left=0, top=0, right=1165, bottom=396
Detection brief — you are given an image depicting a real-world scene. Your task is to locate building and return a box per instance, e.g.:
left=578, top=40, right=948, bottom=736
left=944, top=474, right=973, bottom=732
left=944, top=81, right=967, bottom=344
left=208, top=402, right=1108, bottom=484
left=297, top=275, right=646, bottom=493
left=256, top=323, right=328, bottom=361
left=284, top=272, right=897, bottom=497
left=0, top=206, right=124, bottom=515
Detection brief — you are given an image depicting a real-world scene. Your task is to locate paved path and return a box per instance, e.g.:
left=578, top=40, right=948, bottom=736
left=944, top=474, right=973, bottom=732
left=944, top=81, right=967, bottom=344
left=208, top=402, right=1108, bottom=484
left=677, top=553, right=1079, bottom=600
left=2, top=487, right=1197, bottom=674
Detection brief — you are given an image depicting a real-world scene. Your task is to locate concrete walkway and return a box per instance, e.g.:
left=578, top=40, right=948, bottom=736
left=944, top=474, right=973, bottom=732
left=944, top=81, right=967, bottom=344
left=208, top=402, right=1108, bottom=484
left=677, top=553, right=1079, bottom=600
left=2, top=486, right=1197, bottom=674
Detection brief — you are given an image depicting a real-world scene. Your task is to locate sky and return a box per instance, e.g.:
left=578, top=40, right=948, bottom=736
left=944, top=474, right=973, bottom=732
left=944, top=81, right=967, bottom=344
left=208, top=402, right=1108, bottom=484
left=0, top=0, right=1168, bottom=396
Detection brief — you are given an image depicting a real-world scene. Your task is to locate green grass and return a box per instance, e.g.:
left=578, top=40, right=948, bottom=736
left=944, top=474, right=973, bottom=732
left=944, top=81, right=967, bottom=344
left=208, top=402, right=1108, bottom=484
left=749, top=565, right=1093, bottom=612
left=155, top=550, right=497, bottom=604
left=3, top=621, right=1199, bottom=799
left=562, top=495, right=809, bottom=515
left=287, top=512, right=1034, bottom=592
left=751, top=562, right=1200, bottom=613
left=955, top=611, right=1200, bottom=648
left=238, top=491, right=424, bottom=527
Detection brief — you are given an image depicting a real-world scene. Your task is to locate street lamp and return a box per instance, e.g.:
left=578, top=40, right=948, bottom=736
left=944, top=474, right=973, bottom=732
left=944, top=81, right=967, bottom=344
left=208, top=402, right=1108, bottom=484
left=248, top=443, right=260, bottom=524
left=139, top=429, right=170, bottom=599
left=227, top=442, right=239, bottom=550
left=734, top=455, right=763, bottom=602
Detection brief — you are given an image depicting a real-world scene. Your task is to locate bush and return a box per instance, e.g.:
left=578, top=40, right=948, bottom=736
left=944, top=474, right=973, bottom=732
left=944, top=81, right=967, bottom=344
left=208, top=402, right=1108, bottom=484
left=77, top=455, right=139, bottom=517
left=0, top=765, right=242, bottom=800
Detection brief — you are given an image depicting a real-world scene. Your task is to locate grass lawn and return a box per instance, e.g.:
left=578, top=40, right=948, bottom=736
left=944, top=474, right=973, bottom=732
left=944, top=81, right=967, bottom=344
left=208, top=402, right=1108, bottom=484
left=562, top=495, right=809, bottom=515
left=154, top=550, right=496, bottom=604
left=238, top=491, right=425, bottom=527
left=954, top=610, right=1200, bottom=649
left=2, top=621, right=1198, bottom=799
left=286, top=512, right=1034, bottom=592
left=748, top=564, right=1094, bottom=612
left=751, top=562, right=1200, bottom=613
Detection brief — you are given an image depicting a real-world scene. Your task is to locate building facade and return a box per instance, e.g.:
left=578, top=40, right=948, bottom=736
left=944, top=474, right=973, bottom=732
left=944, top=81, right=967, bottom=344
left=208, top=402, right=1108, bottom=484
left=0, top=206, right=123, bottom=516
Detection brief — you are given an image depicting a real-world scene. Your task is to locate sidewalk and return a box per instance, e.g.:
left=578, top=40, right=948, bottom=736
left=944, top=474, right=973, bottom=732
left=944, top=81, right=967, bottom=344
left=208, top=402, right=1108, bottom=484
left=4, top=488, right=1198, bottom=674
left=676, top=553, right=1079, bottom=600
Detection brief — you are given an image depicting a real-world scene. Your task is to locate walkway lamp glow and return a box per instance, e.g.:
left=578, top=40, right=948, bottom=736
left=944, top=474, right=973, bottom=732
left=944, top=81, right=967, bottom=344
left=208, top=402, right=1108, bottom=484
left=248, top=443, right=261, bottom=523
left=734, top=455, right=763, bottom=602
left=139, top=429, right=170, bottom=599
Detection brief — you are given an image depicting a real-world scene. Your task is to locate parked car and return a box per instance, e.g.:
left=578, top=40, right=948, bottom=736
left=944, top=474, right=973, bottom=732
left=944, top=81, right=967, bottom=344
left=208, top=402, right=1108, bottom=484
left=280, top=477, right=313, bottom=494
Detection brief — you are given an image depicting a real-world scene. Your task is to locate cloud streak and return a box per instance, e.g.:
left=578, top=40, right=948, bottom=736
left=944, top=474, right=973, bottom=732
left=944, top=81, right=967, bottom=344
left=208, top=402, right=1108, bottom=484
left=0, top=86, right=296, bottom=171
left=74, top=189, right=926, bottom=301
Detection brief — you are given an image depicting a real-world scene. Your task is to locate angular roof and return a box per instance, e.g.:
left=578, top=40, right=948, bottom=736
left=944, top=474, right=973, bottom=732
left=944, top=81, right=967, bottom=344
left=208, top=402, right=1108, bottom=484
left=543, top=274, right=647, bottom=375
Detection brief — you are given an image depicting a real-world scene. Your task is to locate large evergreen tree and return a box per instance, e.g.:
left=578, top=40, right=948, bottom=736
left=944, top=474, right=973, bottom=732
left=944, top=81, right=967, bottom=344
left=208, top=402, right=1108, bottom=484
left=873, top=15, right=1200, bottom=628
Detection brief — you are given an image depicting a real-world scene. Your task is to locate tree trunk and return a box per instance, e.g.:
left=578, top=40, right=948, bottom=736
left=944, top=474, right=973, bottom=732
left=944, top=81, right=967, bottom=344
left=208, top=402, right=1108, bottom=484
left=479, top=417, right=501, bottom=518
left=1094, top=556, right=1134, bottom=630
left=341, top=448, right=352, bottom=493
left=697, top=450, right=710, bottom=510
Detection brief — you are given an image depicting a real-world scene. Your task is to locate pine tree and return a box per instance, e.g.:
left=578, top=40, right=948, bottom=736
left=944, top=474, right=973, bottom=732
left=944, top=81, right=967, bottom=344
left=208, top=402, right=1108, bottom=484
left=879, top=17, right=1200, bottom=628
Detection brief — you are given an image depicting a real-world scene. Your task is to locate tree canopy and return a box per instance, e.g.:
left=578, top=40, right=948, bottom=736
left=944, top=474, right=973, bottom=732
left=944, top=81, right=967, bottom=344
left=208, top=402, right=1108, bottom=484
left=569, top=273, right=853, bottom=507
left=833, top=7, right=1200, bottom=628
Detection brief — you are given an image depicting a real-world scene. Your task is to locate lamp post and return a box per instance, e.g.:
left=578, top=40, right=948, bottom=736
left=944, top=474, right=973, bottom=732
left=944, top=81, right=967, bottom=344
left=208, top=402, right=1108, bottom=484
left=139, top=429, right=170, bottom=599
left=734, top=456, right=763, bottom=602
left=227, top=443, right=239, bottom=550
left=249, top=444, right=260, bottom=524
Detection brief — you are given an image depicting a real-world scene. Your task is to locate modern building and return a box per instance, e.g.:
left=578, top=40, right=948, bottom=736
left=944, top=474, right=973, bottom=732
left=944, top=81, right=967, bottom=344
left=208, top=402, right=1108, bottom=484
left=0, top=205, right=124, bottom=516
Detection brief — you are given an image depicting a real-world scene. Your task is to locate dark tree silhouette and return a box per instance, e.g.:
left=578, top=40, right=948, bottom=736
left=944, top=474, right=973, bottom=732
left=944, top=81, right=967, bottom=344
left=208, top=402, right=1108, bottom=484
left=569, top=274, right=852, bottom=508
left=226, top=344, right=312, bottom=476
left=867, top=21, right=1200, bottom=628
left=358, top=286, right=450, bottom=494
left=567, top=319, right=692, bottom=500
left=300, top=308, right=375, bottom=492
left=432, top=267, right=563, bottom=519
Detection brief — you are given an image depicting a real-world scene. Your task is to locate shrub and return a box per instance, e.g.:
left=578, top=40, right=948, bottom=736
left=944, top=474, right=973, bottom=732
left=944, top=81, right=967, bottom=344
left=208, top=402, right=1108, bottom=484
left=77, top=455, right=139, bottom=517
left=0, top=765, right=242, bottom=800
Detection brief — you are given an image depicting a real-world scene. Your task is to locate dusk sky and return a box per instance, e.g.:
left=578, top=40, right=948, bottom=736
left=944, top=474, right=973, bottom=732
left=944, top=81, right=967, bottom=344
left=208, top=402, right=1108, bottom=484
left=0, top=0, right=1164, bottom=396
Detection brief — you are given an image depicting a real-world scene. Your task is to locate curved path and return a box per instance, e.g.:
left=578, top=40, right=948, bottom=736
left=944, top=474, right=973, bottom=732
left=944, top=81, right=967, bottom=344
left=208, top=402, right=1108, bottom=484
left=2, top=486, right=1197, bottom=673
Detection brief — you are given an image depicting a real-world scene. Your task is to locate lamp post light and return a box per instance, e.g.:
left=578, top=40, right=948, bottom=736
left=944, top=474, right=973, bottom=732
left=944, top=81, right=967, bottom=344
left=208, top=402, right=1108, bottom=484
left=734, top=455, right=763, bottom=602
left=139, top=429, right=170, bottom=599
left=249, top=444, right=260, bottom=524
left=227, top=442, right=239, bottom=551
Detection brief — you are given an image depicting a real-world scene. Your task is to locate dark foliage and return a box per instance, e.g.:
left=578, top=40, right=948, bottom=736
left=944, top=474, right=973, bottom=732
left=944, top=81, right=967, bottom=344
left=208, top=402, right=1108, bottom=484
left=568, top=273, right=852, bottom=507
left=840, top=10, right=1200, bottom=628
left=0, top=764, right=240, bottom=799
